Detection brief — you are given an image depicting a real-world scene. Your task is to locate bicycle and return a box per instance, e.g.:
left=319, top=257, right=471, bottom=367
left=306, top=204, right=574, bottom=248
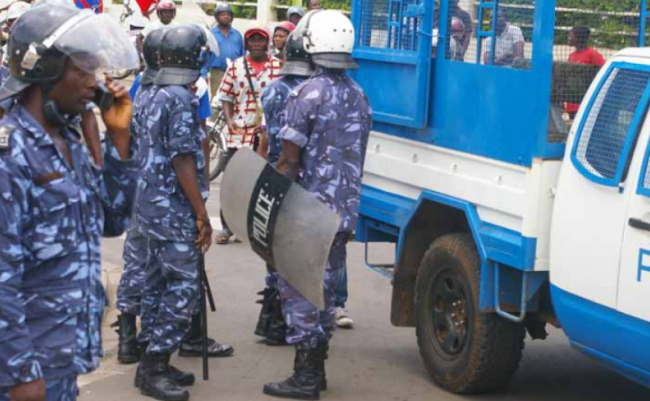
left=207, top=104, right=229, bottom=181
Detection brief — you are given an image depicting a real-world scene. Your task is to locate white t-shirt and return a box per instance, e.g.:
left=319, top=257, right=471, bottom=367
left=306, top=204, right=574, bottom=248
left=483, top=23, right=524, bottom=62
left=142, top=20, right=178, bottom=38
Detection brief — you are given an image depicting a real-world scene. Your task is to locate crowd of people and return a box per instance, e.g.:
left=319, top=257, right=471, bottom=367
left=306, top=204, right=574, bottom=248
left=0, top=1, right=371, bottom=401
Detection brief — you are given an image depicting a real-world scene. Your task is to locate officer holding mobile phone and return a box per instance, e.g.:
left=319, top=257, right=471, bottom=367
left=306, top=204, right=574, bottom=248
left=0, top=2, right=140, bottom=400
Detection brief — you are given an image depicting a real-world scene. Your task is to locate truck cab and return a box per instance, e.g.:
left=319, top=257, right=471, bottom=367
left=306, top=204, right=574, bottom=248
left=351, top=0, right=650, bottom=393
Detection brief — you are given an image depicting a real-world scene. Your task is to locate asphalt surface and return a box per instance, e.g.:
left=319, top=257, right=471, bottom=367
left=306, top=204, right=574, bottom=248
left=81, top=179, right=650, bottom=401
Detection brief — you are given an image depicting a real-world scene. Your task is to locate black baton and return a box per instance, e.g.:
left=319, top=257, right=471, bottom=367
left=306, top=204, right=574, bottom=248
left=199, top=254, right=211, bottom=380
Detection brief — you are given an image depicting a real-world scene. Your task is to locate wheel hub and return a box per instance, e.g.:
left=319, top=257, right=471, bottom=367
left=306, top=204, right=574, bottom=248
left=431, top=271, right=469, bottom=356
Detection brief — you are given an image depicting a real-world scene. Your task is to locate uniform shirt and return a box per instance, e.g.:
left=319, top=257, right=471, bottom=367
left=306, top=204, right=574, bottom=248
left=208, top=26, right=245, bottom=71
left=483, top=23, right=524, bottom=64
left=566, top=47, right=606, bottom=114
left=133, top=85, right=208, bottom=243
left=218, top=55, right=282, bottom=148
left=278, top=69, right=372, bottom=233
left=131, top=74, right=211, bottom=121
left=261, top=75, right=307, bottom=165
left=0, top=104, right=138, bottom=386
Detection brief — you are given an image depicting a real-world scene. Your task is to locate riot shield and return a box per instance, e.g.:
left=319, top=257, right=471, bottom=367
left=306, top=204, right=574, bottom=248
left=220, top=148, right=340, bottom=310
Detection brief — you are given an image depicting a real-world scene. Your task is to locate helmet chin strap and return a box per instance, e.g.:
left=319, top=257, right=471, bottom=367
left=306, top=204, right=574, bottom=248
left=41, top=84, right=75, bottom=127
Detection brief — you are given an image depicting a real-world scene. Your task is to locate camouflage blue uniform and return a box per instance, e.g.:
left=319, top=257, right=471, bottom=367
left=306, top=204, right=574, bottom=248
left=133, top=85, right=208, bottom=354
left=0, top=104, right=137, bottom=398
left=276, top=69, right=372, bottom=347
left=116, top=83, right=158, bottom=316
left=260, top=75, right=307, bottom=290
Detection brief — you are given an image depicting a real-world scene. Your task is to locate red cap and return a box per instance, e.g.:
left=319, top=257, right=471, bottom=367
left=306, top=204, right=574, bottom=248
left=275, top=21, right=296, bottom=34
left=245, top=24, right=271, bottom=40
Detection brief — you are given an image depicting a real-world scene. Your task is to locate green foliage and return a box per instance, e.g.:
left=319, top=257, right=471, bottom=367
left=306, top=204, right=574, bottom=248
left=500, top=0, right=646, bottom=49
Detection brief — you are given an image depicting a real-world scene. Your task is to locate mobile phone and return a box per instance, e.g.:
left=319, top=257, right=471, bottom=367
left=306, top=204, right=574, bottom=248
left=94, top=82, right=114, bottom=111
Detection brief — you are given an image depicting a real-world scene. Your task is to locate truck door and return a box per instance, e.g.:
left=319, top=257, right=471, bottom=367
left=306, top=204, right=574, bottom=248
left=618, top=104, right=650, bottom=322
left=350, top=0, right=433, bottom=129
left=551, top=63, right=650, bottom=310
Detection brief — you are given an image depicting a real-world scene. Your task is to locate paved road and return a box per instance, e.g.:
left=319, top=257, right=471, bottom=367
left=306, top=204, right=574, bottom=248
left=83, top=180, right=650, bottom=401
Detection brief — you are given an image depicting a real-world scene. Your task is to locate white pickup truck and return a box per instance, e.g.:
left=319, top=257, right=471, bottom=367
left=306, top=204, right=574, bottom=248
left=351, top=0, right=650, bottom=394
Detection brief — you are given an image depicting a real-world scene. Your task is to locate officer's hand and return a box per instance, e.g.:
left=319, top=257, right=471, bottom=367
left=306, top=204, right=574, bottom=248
left=10, top=378, right=46, bottom=401
left=196, top=218, right=213, bottom=254
left=102, top=78, right=133, bottom=136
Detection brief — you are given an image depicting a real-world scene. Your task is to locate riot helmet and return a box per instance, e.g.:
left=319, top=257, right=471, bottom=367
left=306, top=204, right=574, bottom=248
left=279, top=30, right=314, bottom=77
left=296, top=10, right=357, bottom=70
left=141, top=27, right=168, bottom=85
left=156, top=24, right=210, bottom=87
left=0, top=1, right=139, bottom=101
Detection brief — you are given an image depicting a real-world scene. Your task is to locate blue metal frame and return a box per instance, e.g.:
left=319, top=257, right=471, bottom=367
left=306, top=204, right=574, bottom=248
left=475, top=0, right=499, bottom=66
left=350, top=0, right=433, bottom=129
left=495, top=263, right=529, bottom=322
left=570, top=62, right=650, bottom=188
left=637, top=134, right=650, bottom=197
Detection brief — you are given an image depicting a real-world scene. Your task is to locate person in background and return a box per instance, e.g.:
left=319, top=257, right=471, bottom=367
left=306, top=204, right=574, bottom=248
left=271, top=21, right=295, bottom=58
left=208, top=3, right=245, bottom=101
left=140, top=0, right=177, bottom=39
left=565, top=26, right=606, bottom=119
left=482, top=11, right=524, bottom=67
left=306, top=0, right=321, bottom=11
left=448, top=0, right=472, bottom=59
left=215, top=23, right=282, bottom=245
left=287, top=6, right=305, bottom=26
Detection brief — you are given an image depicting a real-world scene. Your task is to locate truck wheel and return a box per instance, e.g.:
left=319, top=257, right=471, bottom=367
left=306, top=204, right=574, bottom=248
left=415, top=233, right=525, bottom=394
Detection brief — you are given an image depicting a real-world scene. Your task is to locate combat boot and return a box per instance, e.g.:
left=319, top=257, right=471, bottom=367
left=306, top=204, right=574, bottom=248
left=179, top=314, right=234, bottom=357
left=264, top=289, right=288, bottom=346
left=134, top=357, right=195, bottom=389
left=263, top=344, right=322, bottom=400
left=115, top=313, right=140, bottom=364
left=139, top=352, right=190, bottom=401
left=254, top=288, right=273, bottom=338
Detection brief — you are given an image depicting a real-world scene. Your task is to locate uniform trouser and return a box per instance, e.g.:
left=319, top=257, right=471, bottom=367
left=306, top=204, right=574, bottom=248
left=277, top=233, right=348, bottom=348
left=138, top=238, right=200, bottom=354
left=334, top=265, right=349, bottom=309
left=0, top=375, right=78, bottom=401
left=116, top=225, right=148, bottom=315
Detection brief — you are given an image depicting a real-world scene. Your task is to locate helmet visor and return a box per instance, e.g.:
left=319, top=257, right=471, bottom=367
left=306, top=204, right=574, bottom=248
left=51, top=12, right=140, bottom=74
left=192, top=23, right=220, bottom=58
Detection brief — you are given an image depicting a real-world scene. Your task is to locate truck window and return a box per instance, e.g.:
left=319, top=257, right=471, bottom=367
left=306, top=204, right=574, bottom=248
left=359, top=0, right=420, bottom=51
left=572, top=67, right=650, bottom=185
left=440, top=0, right=534, bottom=68
left=549, top=1, right=650, bottom=144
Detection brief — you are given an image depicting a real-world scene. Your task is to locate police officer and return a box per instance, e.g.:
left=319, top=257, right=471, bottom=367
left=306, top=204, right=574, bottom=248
left=115, top=26, right=168, bottom=365
left=0, top=2, right=139, bottom=400
left=264, top=10, right=372, bottom=400
left=254, top=31, right=315, bottom=346
left=132, top=25, right=213, bottom=401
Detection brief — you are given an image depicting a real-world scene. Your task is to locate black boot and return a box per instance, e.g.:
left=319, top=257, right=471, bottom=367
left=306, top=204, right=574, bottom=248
left=138, top=352, right=190, bottom=401
left=264, top=289, right=288, bottom=346
left=134, top=344, right=195, bottom=389
left=179, top=314, right=234, bottom=358
left=263, top=344, right=322, bottom=400
left=115, top=313, right=140, bottom=364
left=254, top=288, right=274, bottom=338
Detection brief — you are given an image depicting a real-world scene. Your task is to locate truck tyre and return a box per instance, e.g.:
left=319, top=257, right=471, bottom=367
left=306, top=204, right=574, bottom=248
left=415, top=233, right=525, bottom=394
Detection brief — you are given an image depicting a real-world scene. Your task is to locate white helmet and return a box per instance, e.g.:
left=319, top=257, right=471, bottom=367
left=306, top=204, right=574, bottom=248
left=7, top=1, right=29, bottom=21
left=297, top=10, right=357, bottom=70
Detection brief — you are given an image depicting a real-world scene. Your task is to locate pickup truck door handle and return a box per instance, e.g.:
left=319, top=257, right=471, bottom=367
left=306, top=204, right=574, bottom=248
left=629, top=218, right=650, bottom=232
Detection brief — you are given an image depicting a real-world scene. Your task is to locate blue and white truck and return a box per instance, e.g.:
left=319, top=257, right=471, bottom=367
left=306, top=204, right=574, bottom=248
left=350, top=0, right=650, bottom=393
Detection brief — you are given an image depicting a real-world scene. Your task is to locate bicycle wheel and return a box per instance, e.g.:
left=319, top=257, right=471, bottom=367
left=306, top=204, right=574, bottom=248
left=208, top=110, right=229, bottom=181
